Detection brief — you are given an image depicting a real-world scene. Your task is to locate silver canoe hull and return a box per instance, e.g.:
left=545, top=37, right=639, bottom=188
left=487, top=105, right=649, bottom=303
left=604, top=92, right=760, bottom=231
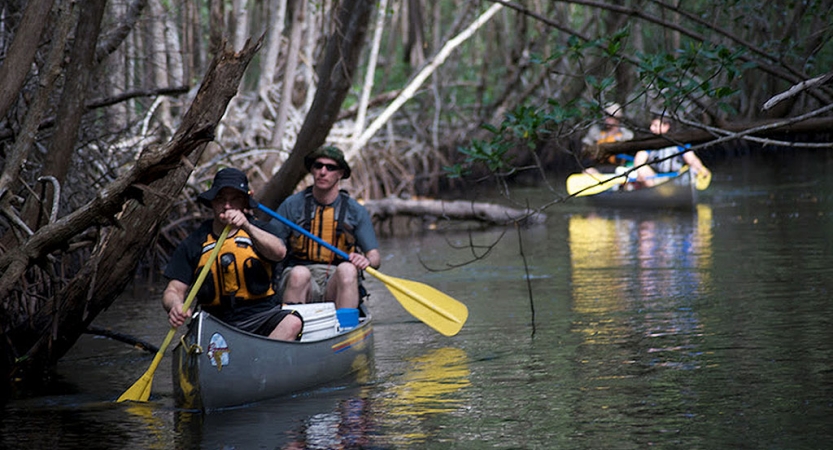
left=172, top=306, right=374, bottom=410
left=587, top=170, right=696, bottom=210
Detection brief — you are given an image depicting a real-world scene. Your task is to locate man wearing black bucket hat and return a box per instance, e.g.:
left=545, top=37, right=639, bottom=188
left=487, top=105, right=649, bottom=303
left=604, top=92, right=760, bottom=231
left=271, top=146, right=380, bottom=310
left=162, top=168, right=303, bottom=340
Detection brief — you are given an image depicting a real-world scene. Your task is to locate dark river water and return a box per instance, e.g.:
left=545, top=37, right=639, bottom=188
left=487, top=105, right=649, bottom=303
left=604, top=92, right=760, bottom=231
left=2, top=151, right=832, bottom=449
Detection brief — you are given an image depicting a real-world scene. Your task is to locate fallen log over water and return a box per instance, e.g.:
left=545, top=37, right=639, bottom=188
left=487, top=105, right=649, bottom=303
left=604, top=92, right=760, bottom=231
left=362, top=197, right=546, bottom=227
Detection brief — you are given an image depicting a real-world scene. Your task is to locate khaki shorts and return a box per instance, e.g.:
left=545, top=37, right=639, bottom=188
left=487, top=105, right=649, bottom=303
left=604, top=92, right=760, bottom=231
left=279, top=264, right=336, bottom=303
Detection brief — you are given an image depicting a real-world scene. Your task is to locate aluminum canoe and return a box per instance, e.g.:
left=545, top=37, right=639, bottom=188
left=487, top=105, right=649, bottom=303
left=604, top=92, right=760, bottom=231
left=586, top=169, right=696, bottom=210
left=172, top=305, right=374, bottom=411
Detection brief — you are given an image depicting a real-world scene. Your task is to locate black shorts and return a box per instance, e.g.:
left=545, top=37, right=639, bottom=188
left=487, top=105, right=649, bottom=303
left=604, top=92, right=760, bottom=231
left=227, top=306, right=303, bottom=338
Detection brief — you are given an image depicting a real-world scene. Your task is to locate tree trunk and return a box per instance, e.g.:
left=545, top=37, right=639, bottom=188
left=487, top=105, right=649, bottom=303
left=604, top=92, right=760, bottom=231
left=0, top=2, right=74, bottom=205
left=230, top=0, right=250, bottom=52
left=28, top=0, right=107, bottom=232
left=149, top=0, right=173, bottom=132
left=182, top=0, right=201, bottom=81
left=404, top=0, right=425, bottom=67
left=258, top=0, right=376, bottom=210
left=104, top=1, right=129, bottom=131
left=0, top=0, right=55, bottom=120
left=258, top=0, right=286, bottom=91
left=262, top=0, right=304, bottom=177
left=0, top=39, right=263, bottom=391
left=209, top=0, right=225, bottom=57
left=353, top=0, right=389, bottom=140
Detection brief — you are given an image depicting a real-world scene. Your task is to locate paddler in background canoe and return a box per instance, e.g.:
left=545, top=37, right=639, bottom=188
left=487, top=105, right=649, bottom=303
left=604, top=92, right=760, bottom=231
left=162, top=168, right=303, bottom=341
left=580, top=102, right=635, bottom=175
left=633, top=116, right=711, bottom=188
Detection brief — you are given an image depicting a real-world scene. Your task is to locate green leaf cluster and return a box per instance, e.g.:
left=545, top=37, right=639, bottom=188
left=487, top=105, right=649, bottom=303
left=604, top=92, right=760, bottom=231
left=447, top=101, right=582, bottom=178
left=637, top=43, right=753, bottom=116
left=453, top=25, right=755, bottom=177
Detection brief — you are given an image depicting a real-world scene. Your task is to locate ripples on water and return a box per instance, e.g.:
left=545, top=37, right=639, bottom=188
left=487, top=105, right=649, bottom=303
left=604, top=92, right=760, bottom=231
left=2, top=153, right=833, bottom=449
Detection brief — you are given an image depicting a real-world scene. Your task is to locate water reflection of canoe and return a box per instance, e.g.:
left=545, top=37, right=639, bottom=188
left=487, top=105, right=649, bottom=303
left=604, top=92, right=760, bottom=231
left=175, top=386, right=371, bottom=448
left=172, top=304, right=374, bottom=411
left=587, top=170, right=696, bottom=210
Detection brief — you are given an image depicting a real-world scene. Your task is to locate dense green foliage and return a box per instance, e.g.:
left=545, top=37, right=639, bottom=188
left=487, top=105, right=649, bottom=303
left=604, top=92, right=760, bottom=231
left=443, top=1, right=832, bottom=179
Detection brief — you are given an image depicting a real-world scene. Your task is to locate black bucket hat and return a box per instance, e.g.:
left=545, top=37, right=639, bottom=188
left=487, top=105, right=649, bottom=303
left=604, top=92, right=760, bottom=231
left=197, top=168, right=257, bottom=208
left=304, top=146, right=351, bottom=179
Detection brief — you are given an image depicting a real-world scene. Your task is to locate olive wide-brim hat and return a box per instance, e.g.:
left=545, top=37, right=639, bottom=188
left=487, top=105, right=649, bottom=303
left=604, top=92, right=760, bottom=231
left=303, top=146, right=351, bottom=179
left=197, top=168, right=258, bottom=208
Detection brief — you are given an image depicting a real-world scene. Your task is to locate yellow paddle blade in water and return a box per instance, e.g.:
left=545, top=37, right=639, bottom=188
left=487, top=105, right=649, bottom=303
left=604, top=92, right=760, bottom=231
left=566, top=172, right=626, bottom=197
left=367, top=268, right=468, bottom=337
left=116, top=330, right=176, bottom=402
left=117, top=225, right=231, bottom=403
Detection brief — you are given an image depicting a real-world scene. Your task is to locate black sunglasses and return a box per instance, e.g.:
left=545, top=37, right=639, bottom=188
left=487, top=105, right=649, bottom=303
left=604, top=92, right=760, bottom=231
left=312, top=161, right=340, bottom=171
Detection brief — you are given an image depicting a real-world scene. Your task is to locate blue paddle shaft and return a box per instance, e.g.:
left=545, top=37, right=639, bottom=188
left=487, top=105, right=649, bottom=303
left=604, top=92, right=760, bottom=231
left=257, top=203, right=351, bottom=261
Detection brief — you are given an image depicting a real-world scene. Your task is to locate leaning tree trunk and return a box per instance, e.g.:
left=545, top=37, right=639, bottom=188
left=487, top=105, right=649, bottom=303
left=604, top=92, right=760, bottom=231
left=257, top=0, right=375, bottom=209
left=0, top=39, right=263, bottom=392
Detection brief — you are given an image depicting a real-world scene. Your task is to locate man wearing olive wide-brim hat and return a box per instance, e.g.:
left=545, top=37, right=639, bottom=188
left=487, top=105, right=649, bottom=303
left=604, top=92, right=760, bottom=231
left=162, top=168, right=303, bottom=340
left=271, top=146, right=381, bottom=310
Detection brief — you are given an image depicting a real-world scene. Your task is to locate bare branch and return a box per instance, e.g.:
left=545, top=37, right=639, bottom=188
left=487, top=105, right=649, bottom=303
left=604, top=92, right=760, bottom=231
left=763, top=72, right=833, bottom=111
left=85, top=86, right=191, bottom=109
left=37, top=177, right=60, bottom=224
left=347, top=3, right=505, bottom=159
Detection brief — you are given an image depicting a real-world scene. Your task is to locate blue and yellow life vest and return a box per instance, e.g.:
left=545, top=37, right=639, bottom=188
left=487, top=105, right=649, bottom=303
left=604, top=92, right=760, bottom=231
left=195, top=229, right=275, bottom=307
left=288, top=188, right=357, bottom=265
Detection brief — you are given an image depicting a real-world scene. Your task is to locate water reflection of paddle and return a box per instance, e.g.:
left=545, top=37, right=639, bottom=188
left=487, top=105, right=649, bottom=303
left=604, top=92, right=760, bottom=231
left=385, top=347, right=471, bottom=417
left=695, top=204, right=714, bottom=272
left=568, top=214, right=629, bottom=339
left=124, top=403, right=169, bottom=446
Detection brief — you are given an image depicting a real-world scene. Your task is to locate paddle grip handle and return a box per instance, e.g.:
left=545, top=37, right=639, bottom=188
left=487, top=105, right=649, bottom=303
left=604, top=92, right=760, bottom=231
left=257, top=203, right=351, bottom=261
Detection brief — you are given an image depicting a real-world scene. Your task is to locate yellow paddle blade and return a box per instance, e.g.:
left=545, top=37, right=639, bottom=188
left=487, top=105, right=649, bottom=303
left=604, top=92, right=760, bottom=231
left=117, top=327, right=175, bottom=402
left=117, top=225, right=231, bottom=403
left=695, top=169, right=712, bottom=190
left=116, top=364, right=155, bottom=403
left=367, top=268, right=468, bottom=337
left=566, top=173, right=625, bottom=197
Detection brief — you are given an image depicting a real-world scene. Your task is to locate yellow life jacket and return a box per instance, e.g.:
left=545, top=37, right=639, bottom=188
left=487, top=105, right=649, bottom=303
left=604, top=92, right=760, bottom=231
left=288, top=189, right=356, bottom=264
left=195, top=229, right=275, bottom=307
